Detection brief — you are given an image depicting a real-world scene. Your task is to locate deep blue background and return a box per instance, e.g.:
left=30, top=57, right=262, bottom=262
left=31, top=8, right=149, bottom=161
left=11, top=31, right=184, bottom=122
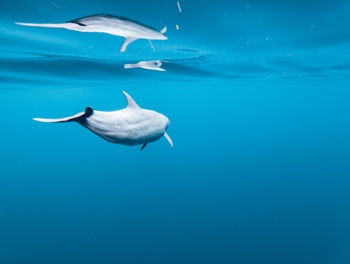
left=1, top=1, right=350, bottom=263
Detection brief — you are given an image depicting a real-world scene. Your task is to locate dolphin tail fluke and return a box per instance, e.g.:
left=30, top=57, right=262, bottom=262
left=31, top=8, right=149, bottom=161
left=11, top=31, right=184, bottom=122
left=120, top=37, right=136, bottom=52
left=33, top=107, right=93, bottom=123
left=164, top=132, right=173, bottom=147
left=15, top=22, right=74, bottom=29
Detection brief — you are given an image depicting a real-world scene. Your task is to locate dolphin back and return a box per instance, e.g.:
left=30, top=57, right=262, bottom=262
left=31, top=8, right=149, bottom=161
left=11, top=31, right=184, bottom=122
left=70, top=14, right=159, bottom=31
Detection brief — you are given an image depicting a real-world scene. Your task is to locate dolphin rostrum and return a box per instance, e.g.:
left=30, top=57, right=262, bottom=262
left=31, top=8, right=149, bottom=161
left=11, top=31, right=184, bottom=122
left=16, top=14, right=167, bottom=52
left=33, top=91, right=173, bottom=150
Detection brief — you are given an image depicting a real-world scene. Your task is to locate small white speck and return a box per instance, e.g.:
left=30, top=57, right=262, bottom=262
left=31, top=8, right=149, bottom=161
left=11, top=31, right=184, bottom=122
left=148, top=40, right=155, bottom=52
left=177, top=1, right=182, bottom=13
left=246, top=2, right=250, bottom=10
left=50, top=1, right=61, bottom=9
left=309, top=24, right=316, bottom=30
left=176, top=24, right=179, bottom=30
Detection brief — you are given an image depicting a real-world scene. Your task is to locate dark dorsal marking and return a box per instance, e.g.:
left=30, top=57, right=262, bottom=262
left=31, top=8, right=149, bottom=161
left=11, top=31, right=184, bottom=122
left=85, top=107, right=93, bottom=117
left=71, top=21, right=86, bottom=26
left=76, top=22, right=86, bottom=26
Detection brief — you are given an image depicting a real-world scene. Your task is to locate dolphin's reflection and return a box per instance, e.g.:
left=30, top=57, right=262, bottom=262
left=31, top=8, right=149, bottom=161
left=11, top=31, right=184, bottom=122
left=16, top=14, right=167, bottom=52
left=124, top=60, right=166, bottom=71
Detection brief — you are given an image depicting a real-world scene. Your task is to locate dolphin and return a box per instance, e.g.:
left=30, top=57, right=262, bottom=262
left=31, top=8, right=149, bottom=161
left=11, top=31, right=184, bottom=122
left=33, top=91, right=173, bottom=150
left=16, top=14, right=168, bottom=52
left=124, top=60, right=166, bottom=71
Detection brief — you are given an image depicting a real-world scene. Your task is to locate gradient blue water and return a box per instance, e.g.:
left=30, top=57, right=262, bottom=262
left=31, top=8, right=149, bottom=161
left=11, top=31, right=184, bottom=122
left=1, top=1, right=350, bottom=263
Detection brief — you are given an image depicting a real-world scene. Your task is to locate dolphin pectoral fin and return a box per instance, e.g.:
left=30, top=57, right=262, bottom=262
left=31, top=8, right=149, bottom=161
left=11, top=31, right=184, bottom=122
left=120, top=37, right=136, bottom=52
left=140, top=143, right=147, bottom=151
left=160, top=26, right=167, bottom=34
left=164, top=132, right=173, bottom=147
left=33, top=107, right=93, bottom=123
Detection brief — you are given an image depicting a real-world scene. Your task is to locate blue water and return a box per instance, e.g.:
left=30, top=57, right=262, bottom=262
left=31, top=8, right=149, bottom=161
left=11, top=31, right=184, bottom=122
left=1, top=0, right=350, bottom=263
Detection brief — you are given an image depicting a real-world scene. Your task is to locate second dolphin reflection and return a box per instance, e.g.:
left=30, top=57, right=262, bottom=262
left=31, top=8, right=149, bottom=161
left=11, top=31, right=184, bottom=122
left=16, top=14, right=167, bottom=52
left=34, top=91, right=173, bottom=151
left=124, top=60, right=166, bottom=71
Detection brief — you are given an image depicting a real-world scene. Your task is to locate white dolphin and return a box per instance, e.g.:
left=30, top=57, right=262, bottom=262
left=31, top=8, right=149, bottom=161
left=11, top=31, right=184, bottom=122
left=16, top=14, right=168, bottom=52
left=124, top=60, right=166, bottom=71
left=33, top=91, right=173, bottom=150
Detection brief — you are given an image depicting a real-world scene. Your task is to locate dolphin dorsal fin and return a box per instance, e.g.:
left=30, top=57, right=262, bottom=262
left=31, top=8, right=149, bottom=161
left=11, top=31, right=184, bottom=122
left=122, top=91, right=140, bottom=109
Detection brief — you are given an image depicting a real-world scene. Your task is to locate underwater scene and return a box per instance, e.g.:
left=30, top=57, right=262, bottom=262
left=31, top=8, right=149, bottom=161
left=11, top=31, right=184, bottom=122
left=1, top=0, right=350, bottom=263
